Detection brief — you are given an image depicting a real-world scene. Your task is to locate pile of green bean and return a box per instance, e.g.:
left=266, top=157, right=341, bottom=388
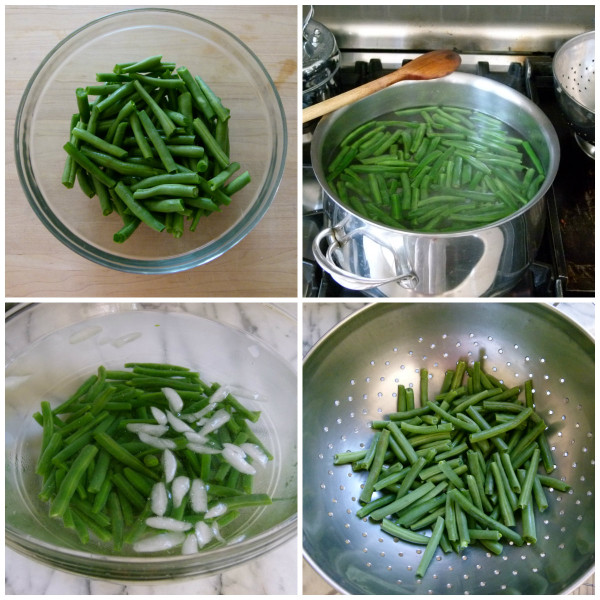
left=334, top=360, right=570, bottom=579
left=61, top=55, right=251, bottom=243
left=326, top=106, right=546, bottom=233
left=34, top=363, right=272, bottom=554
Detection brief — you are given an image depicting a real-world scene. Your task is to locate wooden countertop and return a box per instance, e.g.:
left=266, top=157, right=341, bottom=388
left=5, top=5, right=298, bottom=298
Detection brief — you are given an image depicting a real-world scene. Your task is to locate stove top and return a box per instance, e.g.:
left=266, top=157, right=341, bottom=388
left=303, top=53, right=595, bottom=298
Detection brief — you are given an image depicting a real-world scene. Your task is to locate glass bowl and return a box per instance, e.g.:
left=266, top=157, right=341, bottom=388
left=5, top=303, right=297, bottom=581
left=14, top=8, right=287, bottom=274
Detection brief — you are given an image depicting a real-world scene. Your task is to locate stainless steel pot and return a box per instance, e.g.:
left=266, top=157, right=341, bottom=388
left=311, top=72, right=560, bottom=297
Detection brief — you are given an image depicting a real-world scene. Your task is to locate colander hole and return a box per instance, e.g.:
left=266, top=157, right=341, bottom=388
left=443, top=352, right=449, bottom=358
left=328, top=511, right=333, bottom=517
left=456, top=342, right=461, bottom=348
left=525, top=356, right=530, bottom=361
left=323, top=426, right=328, bottom=432
left=345, top=539, right=350, bottom=544
left=430, top=343, right=436, bottom=349
left=366, top=561, right=371, bottom=566
left=350, top=379, right=355, bottom=385
left=334, top=400, right=340, bottom=406
left=498, top=349, right=503, bottom=354
left=401, top=364, right=406, bottom=370
left=393, top=347, right=398, bottom=352
left=442, top=334, right=448, bottom=339
left=385, top=361, right=390, bottom=366
left=370, top=360, right=375, bottom=366
left=365, top=377, right=370, bottom=383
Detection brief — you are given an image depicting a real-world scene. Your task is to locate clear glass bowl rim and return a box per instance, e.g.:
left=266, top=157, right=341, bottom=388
left=14, top=7, right=288, bottom=274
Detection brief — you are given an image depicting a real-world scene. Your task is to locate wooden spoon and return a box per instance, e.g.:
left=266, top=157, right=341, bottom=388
left=302, top=49, right=461, bottom=124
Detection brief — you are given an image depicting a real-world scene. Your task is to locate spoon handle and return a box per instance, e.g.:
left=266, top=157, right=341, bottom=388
left=302, top=49, right=461, bottom=124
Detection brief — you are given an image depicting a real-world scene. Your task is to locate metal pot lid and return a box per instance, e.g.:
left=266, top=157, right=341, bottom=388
left=302, top=6, right=340, bottom=88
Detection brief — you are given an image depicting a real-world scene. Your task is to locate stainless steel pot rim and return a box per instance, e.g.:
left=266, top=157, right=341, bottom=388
left=312, top=71, right=561, bottom=238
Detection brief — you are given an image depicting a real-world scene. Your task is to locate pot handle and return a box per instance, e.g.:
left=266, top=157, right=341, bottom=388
left=312, top=227, right=419, bottom=291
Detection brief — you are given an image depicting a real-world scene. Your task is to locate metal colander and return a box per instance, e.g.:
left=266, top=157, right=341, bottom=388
left=303, top=303, right=594, bottom=595
left=552, top=30, right=595, bottom=146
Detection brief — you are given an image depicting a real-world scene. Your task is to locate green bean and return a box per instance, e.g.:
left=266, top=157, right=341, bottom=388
left=63, top=142, right=117, bottom=188
left=469, top=407, right=533, bottom=444
left=80, top=147, right=163, bottom=178
left=395, top=455, right=427, bottom=499
left=136, top=109, right=178, bottom=173
left=532, top=475, right=549, bottom=512
left=111, top=472, right=147, bottom=510
left=416, top=515, right=445, bottom=578
left=448, top=489, right=523, bottom=546
left=386, top=422, right=419, bottom=464
left=107, top=491, right=125, bottom=551
left=370, top=481, right=435, bottom=521
left=176, top=66, right=215, bottom=121
left=36, top=434, right=64, bottom=479
left=536, top=474, right=571, bottom=492
left=499, top=452, right=521, bottom=494
left=94, top=81, right=135, bottom=114
left=381, top=519, right=430, bottom=544
left=50, top=445, right=98, bottom=518
left=490, top=462, right=515, bottom=526
left=133, top=79, right=177, bottom=138
left=113, top=181, right=166, bottom=233
left=517, top=470, right=537, bottom=544
left=116, top=55, right=163, bottom=74
left=133, top=184, right=199, bottom=200
left=72, top=507, right=112, bottom=542
left=94, top=431, right=159, bottom=480
left=192, top=118, right=230, bottom=169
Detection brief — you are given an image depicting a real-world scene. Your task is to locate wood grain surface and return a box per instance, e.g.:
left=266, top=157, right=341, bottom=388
left=5, top=5, right=298, bottom=298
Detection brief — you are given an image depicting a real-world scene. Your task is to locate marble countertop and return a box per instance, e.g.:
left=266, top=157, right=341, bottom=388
left=6, top=302, right=298, bottom=595
left=302, top=300, right=595, bottom=595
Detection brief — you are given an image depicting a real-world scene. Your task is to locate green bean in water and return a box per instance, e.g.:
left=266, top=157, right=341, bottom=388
left=326, top=106, right=547, bottom=233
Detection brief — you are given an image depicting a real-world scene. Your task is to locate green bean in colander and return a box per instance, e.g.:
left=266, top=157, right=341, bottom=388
left=303, top=302, right=594, bottom=595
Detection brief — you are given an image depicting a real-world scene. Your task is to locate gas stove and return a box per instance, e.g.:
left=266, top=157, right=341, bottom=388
left=302, top=6, right=594, bottom=298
